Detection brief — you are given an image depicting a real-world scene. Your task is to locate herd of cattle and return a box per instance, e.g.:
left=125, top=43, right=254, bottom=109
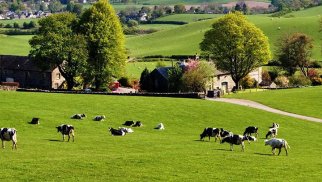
left=0, top=114, right=289, bottom=156
left=200, top=123, right=290, bottom=156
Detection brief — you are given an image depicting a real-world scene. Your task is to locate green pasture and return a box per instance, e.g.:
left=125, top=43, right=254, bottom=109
left=0, top=34, right=32, bottom=56
left=0, top=91, right=321, bottom=181
left=155, top=13, right=220, bottom=23
left=127, top=6, right=322, bottom=59
left=225, top=86, right=322, bottom=119
left=125, top=61, right=173, bottom=79
left=111, top=0, right=269, bottom=5
left=0, top=18, right=39, bottom=26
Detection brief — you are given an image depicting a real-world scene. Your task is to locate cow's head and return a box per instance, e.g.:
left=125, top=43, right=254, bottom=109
left=56, top=126, right=62, bottom=132
left=81, top=114, right=86, bottom=118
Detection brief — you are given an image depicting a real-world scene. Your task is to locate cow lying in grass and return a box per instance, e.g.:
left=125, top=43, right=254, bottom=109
left=56, top=124, right=75, bottom=142
left=265, top=138, right=290, bottom=156
left=119, top=127, right=134, bottom=133
left=109, top=128, right=126, bottom=136
left=93, top=115, right=105, bottom=121
left=221, top=135, right=256, bottom=151
left=71, top=114, right=86, bottom=120
left=123, top=121, right=135, bottom=126
left=154, top=123, right=165, bottom=130
left=0, top=128, right=17, bottom=149
left=243, top=126, right=258, bottom=137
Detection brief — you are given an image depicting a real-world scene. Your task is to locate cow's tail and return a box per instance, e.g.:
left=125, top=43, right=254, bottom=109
left=284, top=140, right=290, bottom=149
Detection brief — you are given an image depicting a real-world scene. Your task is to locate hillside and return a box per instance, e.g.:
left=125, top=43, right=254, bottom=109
left=127, top=6, right=322, bottom=60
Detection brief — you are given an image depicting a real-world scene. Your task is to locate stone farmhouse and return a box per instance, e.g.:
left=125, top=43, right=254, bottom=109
left=0, top=55, right=65, bottom=90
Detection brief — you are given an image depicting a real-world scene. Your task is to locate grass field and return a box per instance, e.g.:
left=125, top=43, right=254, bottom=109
left=125, top=61, right=173, bottom=79
left=127, top=6, right=322, bottom=59
left=225, top=86, right=322, bottom=119
left=0, top=91, right=322, bottom=181
left=0, top=34, right=32, bottom=56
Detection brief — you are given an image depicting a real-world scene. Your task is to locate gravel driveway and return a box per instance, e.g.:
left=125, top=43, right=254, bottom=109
left=206, top=98, right=322, bottom=123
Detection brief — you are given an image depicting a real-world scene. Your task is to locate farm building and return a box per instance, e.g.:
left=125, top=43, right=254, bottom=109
left=0, top=55, right=65, bottom=90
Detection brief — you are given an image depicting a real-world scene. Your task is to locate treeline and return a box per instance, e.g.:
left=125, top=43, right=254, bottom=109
left=271, top=0, right=322, bottom=15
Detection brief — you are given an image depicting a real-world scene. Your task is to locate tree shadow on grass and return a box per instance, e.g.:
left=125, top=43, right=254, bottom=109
left=254, top=152, right=272, bottom=156
left=213, top=148, right=232, bottom=151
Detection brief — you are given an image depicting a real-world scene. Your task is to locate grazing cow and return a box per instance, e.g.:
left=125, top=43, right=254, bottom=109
left=29, top=117, right=40, bottom=124
left=71, top=114, right=86, bottom=120
left=123, top=121, right=135, bottom=126
left=220, top=128, right=233, bottom=138
left=119, top=127, right=134, bottom=133
left=270, top=123, right=280, bottom=129
left=93, top=115, right=106, bottom=121
left=154, top=123, right=165, bottom=130
left=0, top=128, right=17, bottom=149
left=221, top=135, right=257, bottom=151
left=200, top=128, right=221, bottom=142
left=265, top=128, right=278, bottom=139
left=243, top=126, right=259, bottom=137
left=265, top=138, right=290, bottom=156
left=133, top=121, right=143, bottom=127
left=109, top=128, right=126, bottom=136
left=56, top=124, right=75, bottom=142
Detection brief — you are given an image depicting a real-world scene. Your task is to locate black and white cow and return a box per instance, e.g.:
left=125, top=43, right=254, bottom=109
left=221, top=134, right=257, bottom=151
left=270, top=123, right=280, bottom=129
left=265, top=128, right=278, bottom=139
left=200, top=128, right=221, bottom=142
left=265, top=138, right=290, bottom=156
left=119, top=127, right=134, bottom=133
left=123, top=121, right=135, bottom=126
left=220, top=128, right=233, bottom=138
left=0, top=128, right=17, bottom=149
left=56, top=124, right=75, bottom=142
left=154, top=123, right=164, bottom=130
left=93, top=115, right=106, bottom=121
left=133, top=121, right=143, bottom=127
left=71, top=114, right=86, bottom=120
left=109, top=128, right=126, bottom=136
left=243, top=126, right=259, bottom=137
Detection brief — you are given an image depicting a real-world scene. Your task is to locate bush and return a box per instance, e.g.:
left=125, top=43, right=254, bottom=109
left=310, top=61, right=322, bottom=68
left=289, top=75, right=311, bottom=87
left=241, top=75, right=256, bottom=89
left=13, top=22, right=20, bottom=28
left=311, top=77, right=322, bottom=86
left=118, top=77, right=132, bottom=87
left=307, top=69, right=319, bottom=80
left=274, top=76, right=289, bottom=87
left=4, top=24, right=12, bottom=28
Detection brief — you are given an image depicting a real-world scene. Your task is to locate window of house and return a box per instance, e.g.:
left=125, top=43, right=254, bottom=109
left=56, top=73, right=61, bottom=80
left=55, top=83, right=59, bottom=89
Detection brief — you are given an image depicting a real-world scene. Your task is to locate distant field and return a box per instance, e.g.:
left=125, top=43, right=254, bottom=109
left=127, top=6, right=322, bottom=59
left=126, top=61, right=173, bottom=79
left=0, top=91, right=321, bottom=181
left=0, top=18, right=39, bottom=26
left=0, top=34, right=32, bottom=56
left=156, top=14, right=220, bottom=23
left=111, top=0, right=270, bottom=5
left=225, top=86, right=322, bottom=119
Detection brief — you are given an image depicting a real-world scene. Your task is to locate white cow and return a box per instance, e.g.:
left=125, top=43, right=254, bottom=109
left=265, top=138, right=290, bottom=156
left=154, top=123, right=165, bottom=130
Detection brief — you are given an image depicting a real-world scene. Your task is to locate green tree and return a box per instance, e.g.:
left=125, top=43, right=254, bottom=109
left=78, top=0, right=127, bottom=90
left=200, top=12, right=271, bottom=90
left=29, top=13, right=88, bottom=90
left=276, top=33, right=313, bottom=77
left=168, top=64, right=183, bottom=92
left=182, top=61, right=215, bottom=93
left=139, top=68, right=152, bottom=91
left=48, top=0, right=63, bottom=13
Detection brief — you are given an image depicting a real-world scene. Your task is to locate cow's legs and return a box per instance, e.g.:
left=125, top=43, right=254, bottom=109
left=285, top=148, right=288, bottom=156
left=2, top=140, right=5, bottom=149
left=68, top=134, right=70, bottom=142
left=230, top=144, right=233, bottom=151
left=62, top=135, right=65, bottom=142
left=278, top=148, right=282, bottom=155
left=241, top=142, right=245, bottom=152
left=12, top=141, right=17, bottom=150
left=272, top=147, right=276, bottom=155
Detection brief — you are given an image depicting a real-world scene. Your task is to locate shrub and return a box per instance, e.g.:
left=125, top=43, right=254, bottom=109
left=118, top=77, right=132, bottom=87
left=4, top=24, right=12, bottom=28
left=13, top=22, right=20, bottom=28
left=307, top=69, right=319, bottom=79
left=289, top=75, right=311, bottom=87
left=241, top=75, right=256, bottom=89
left=155, top=61, right=167, bottom=68
left=262, top=70, right=272, bottom=83
left=310, top=61, right=321, bottom=68
left=311, top=77, right=322, bottom=86
left=274, top=76, right=289, bottom=87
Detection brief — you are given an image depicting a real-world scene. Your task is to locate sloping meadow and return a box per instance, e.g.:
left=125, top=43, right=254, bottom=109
left=0, top=91, right=321, bottom=181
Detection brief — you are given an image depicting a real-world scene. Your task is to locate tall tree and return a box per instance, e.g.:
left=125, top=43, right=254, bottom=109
left=29, top=13, right=88, bottom=90
left=78, top=0, right=126, bottom=90
left=168, top=64, right=183, bottom=92
left=200, top=12, right=271, bottom=90
left=276, top=33, right=313, bottom=77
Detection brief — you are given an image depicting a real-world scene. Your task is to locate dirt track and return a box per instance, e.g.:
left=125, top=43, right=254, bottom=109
left=206, top=98, right=322, bottom=123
